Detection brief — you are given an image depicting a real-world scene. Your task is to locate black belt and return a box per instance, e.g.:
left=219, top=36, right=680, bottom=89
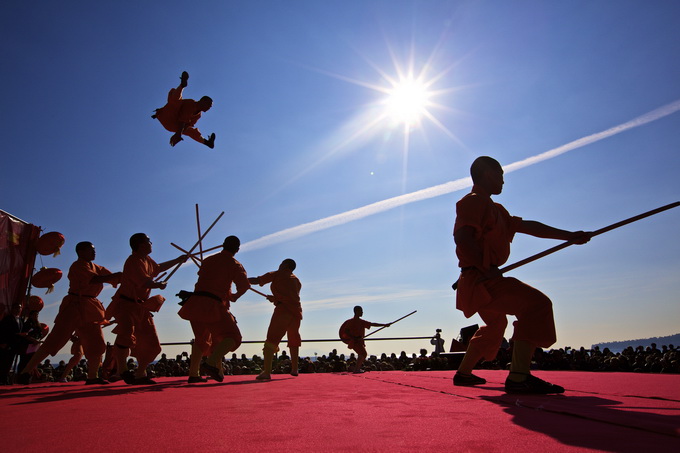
left=460, top=267, right=476, bottom=272
left=119, top=294, right=144, bottom=304
left=68, top=292, right=97, bottom=298
left=192, top=291, right=222, bottom=302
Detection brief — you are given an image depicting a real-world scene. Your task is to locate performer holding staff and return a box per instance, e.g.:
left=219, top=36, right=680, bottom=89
left=248, top=258, right=303, bottom=380
left=339, top=306, right=392, bottom=374
left=452, top=156, right=591, bottom=394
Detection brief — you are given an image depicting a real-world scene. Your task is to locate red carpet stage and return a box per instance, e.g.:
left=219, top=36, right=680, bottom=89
left=1, top=370, right=678, bottom=452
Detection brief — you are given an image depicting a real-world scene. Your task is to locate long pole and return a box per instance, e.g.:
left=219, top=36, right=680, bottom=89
left=195, top=204, right=204, bottom=261
left=452, top=201, right=680, bottom=290
left=159, top=211, right=224, bottom=283
left=364, top=310, right=417, bottom=339
left=248, top=287, right=269, bottom=298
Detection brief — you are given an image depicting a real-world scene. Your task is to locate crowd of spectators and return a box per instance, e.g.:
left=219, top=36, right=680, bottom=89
left=20, top=342, right=679, bottom=383
left=472, top=342, right=679, bottom=374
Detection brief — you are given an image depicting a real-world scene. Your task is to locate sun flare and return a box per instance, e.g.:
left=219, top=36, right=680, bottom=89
left=384, top=76, right=431, bottom=126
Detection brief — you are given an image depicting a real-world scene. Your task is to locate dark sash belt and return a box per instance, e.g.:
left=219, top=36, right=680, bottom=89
left=119, top=294, right=144, bottom=304
left=192, top=291, right=222, bottom=302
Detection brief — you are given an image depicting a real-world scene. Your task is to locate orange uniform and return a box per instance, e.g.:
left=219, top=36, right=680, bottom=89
left=339, top=317, right=372, bottom=356
left=454, top=192, right=557, bottom=360
left=38, top=259, right=113, bottom=361
left=178, top=251, right=249, bottom=353
left=154, top=87, right=205, bottom=143
left=254, top=270, right=302, bottom=349
left=107, top=252, right=162, bottom=365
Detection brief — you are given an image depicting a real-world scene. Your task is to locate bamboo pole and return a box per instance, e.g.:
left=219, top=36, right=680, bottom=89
left=170, top=242, right=202, bottom=267
left=195, top=204, right=204, bottom=261
left=159, top=211, right=224, bottom=283
left=364, top=310, right=417, bottom=339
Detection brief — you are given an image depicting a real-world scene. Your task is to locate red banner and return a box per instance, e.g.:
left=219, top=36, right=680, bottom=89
left=0, top=210, right=40, bottom=318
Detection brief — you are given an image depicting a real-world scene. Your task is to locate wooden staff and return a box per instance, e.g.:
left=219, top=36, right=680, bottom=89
left=170, top=242, right=202, bottom=267
left=196, top=244, right=223, bottom=255
left=248, top=287, right=269, bottom=298
left=364, top=310, right=417, bottom=339
left=195, top=204, right=204, bottom=261
left=452, top=201, right=680, bottom=290
left=159, top=211, right=225, bottom=283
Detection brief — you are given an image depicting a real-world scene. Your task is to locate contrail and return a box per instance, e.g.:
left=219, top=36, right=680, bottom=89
left=241, top=99, right=680, bottom=252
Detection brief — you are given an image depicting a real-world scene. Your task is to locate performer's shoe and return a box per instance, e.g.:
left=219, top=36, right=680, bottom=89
left=504, top=373, right=565, bottom=394
left=180, top=71, right=189, bottom=88
left=255, top=373, right=271, bottom=380
left=130, top=376, right=157, bottom=385
left=17, top=373, right=32, bottom=385
left=121, top=370, right=136, bottom=385
left=188, top=376, right=208, bottom=384
left=352, top=369, right=365, bottom=374
left=290, top=371, right=298, bottom=377
left=204, top=133, right=216, bottom=149
left=107, top=374, right=122, bottom=382
left=453, top=372, right=486, bottom=386
left=200, top=362, right=224, bottom=382
left=85, top=377, right=110, bottom=385
left=58, top=378, right=69, bottom=383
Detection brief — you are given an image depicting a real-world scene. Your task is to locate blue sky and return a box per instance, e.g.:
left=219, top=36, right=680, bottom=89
left=2, top=1, right=679, bottom=361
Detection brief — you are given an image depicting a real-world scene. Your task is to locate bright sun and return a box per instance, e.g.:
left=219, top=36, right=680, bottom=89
left=384, top=76, right=431, bottom=126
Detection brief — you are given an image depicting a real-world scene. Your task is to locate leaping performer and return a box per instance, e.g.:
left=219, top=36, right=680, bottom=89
left=248, top=258, right=303, bottom=380
left=452, top=156, right=591, bottom=394
left=152, top=71, right=216, bottom=149
left=339, top=306, right=392, bottom=374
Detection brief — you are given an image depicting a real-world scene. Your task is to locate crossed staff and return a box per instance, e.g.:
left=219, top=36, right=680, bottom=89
left=155, top=204, right=224, bottom=284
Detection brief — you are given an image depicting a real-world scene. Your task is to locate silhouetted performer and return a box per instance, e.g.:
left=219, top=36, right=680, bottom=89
left=152, top=71, right=216, bottom=149
left=248, top=258, right=302, bottom=380
left=453, top=156, right=590, bottom=394
left=106, top=234, right=186, bottom=385
left=178, top=236, right=250, bottom=383
left=339, top=306, right=391, bottom=374
left=0, top=302, right=24, bottom=385
left=19, top=242, right=121, bottom=385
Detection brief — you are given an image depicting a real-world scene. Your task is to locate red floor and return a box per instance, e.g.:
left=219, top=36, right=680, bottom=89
left=1, top=370, right=678, bottom=452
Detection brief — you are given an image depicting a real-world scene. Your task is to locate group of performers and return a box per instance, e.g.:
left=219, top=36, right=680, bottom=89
left=8, top=72, right=597, bottom=394
left=14, top=224, right=398, bottom=385
left=15, top=234, right=274, bottom=384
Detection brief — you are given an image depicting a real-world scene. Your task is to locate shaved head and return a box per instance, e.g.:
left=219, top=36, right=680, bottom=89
left=223, top=236, right=240, bottom=254
left=470, top=156, right=502, bottom=184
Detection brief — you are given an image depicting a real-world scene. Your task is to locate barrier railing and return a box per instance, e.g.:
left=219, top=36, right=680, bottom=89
left=160, top=336, right=433, bottom=346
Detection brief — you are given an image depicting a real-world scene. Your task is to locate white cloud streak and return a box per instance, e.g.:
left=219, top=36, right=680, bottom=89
left=241, top=99, right=680, bottom=252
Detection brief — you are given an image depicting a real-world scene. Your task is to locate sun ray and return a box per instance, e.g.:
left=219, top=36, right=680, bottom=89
left=269, top=40, right=469, bottom=202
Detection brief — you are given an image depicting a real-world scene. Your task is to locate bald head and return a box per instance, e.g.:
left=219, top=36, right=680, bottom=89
left=222, top=236, right=240, bottom=254
left=280, top=258, right=296, bottom=271
left=470, top=156, right=502, bottom=184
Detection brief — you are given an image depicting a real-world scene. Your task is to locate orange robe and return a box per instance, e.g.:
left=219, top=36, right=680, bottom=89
left=454, top=192, right=557, bottom=360
left=107, top=252, right=161, bottom=364
left=339, top=318, right=372, bottom=355
left=154, top=87, right=205, bottom=143
left=178, top=251, right=249, bottom=353
left=255, top=270, right=302, bottom=349
left=38, top=259, right=112, bottom=360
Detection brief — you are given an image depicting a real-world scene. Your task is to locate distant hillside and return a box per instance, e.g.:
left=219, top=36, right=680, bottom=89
left=592, top=333, right=680, bottom=353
